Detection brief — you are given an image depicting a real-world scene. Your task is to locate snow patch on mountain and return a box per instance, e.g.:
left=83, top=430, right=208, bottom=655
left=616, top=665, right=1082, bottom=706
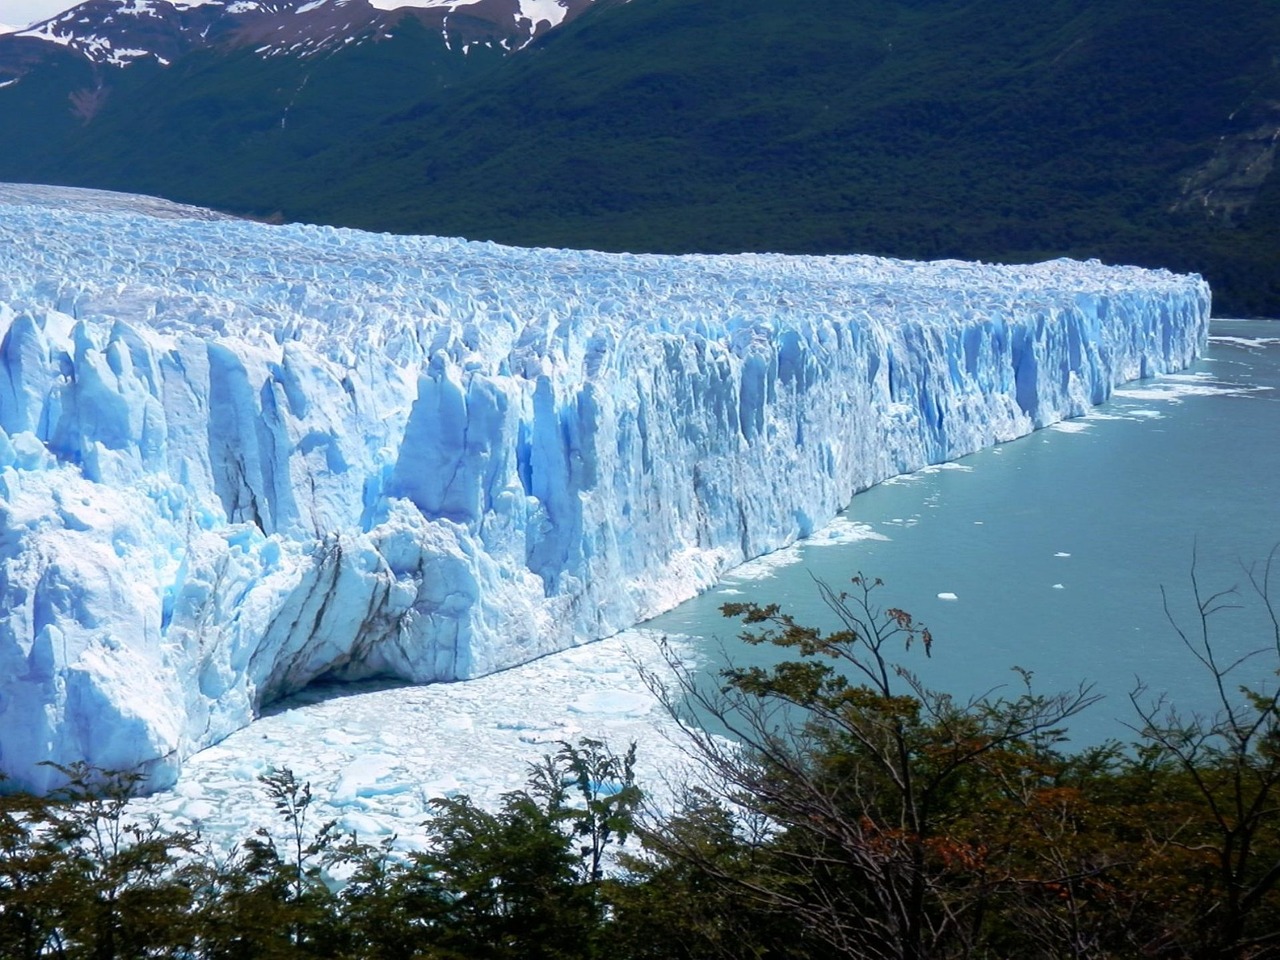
left=0, top=183, right=1211, bottom=795
left=15, top=20, right=77, bottom=45
left=116, top=0, right=165, bottom=16
left=517, top=0, right=569, bottom=28
left=14, top=2, right=184, bottom=63
left=5, top=0, right=593, bottom=67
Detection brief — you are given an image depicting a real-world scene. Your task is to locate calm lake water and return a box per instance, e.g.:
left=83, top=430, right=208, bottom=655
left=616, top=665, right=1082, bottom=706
left=645, top=319, right=1280, bottom=749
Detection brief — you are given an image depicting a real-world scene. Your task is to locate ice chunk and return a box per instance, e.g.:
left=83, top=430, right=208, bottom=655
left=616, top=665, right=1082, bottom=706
left=567, top=690, right=652, bottom=717
left=333, top=755, right=410, bottom=804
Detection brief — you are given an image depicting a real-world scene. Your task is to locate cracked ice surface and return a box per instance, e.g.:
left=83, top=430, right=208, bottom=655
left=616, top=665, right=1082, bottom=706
left=0, top=183, right=1211, bottom=792
left=122, top=628, right=692, bottom=856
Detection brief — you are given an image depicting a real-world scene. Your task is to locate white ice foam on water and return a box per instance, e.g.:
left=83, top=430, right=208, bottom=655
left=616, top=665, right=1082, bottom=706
left=567, top=690, right=652, bottom=716
left=801, top=517, right=891, bottom=547
left=718, top=548, right=805, bottom=583
left=1208, top=335, right=1280, bottom=349
left=712, top=516, right=891, bottom=583
left=0, top=182, right=1211, bottom=793
left=1110, top=371, right=1269, bottom=403
left=937, top=592, right=959, bottom=601
left=1049, top=419, right=1092, bottom=433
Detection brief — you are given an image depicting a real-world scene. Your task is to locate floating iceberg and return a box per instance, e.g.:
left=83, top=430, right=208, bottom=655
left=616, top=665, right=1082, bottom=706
left=0, top=183, right=1211, bottom=792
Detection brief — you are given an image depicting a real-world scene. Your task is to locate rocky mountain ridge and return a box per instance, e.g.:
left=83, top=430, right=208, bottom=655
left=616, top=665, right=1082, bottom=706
left=1, top=0, right=591, bottom=72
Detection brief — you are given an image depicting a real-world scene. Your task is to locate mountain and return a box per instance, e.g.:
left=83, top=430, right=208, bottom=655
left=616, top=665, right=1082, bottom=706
left=3, top=0, right=592, bottom=69
left=0, top=0, right=600, bottom=208
left=2, top=0, right=1279, bottom=316
left=0, top=0, right=596, bottom=148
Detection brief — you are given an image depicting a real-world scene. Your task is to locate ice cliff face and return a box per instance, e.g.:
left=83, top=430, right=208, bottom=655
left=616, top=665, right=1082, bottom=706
left=0, top=183, right=1211, bottom=793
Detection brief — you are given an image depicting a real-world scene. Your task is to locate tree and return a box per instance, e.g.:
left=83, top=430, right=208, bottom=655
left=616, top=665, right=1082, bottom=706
left=605, top=787, right=812, bottom=960
left=323, top=832, right=419, bottom=960
left=196, top=767, right=339, bottom=959
left=0, top=779, right=62, bottom=960
left=14, top=763, right=199, bottom=960
left=1127, top=550, right=1280, bottom=957
left=530, top=738, right=642, bottom=884
left=359, top=737, right=639, bottom=960
left=643, top=574, right=1100, bottom=960
left=406, top=789, right=595, bottom=959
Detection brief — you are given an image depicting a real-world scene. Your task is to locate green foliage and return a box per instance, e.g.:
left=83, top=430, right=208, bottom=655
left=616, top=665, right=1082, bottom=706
left=639, top=569, right=1280, bottom=958
left=0, top=567, right=1277, bottom=957
left=606, top=789, right=813, bottom=959
left=5, top=0, right=1280, bottom=313
left=409, top=791, right=596, bottom=959
left=195, top=766, right=341, bottom=958
left=0, top=781, right=63, bottom=960
left=0, top=764, right=199, bottom=959
left=646, top=576, right=1103, bottom=958
left=530, top=737, right=642, bottom=883
left=393, top=737, right=640, bottom=958
left=322, top=832, right=420, bottom=960
left=1123, top=553, right=1280, bottom=957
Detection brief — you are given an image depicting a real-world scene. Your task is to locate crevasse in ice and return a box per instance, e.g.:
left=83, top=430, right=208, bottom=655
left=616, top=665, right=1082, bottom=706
left=0, top=184, right=1211, bottom=792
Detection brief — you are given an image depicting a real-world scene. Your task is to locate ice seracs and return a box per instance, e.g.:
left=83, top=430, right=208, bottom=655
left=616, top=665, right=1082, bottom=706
left=0, top=182, right=1211, bottom=794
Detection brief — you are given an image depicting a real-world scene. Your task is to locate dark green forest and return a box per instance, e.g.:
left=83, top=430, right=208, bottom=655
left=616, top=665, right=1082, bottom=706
left=3, top=569, right=1279, bottom=959
left=3, top=0, right=1280, bottom=316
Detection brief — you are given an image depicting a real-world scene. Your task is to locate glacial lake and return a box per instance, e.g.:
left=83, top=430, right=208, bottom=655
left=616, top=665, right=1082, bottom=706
left=646, top=318, right=1280, bottom=749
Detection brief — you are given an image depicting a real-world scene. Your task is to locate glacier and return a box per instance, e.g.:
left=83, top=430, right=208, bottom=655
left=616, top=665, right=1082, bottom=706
left=0, top=183, right=1211, bottom=794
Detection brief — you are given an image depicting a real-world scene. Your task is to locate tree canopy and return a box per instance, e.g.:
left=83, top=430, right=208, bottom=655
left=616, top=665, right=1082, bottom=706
left=2, top=562, right=1278, bottom=958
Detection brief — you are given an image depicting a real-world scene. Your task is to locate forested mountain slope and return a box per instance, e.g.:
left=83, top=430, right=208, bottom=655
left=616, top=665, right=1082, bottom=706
left=3, top=0, right=1279, bottom=315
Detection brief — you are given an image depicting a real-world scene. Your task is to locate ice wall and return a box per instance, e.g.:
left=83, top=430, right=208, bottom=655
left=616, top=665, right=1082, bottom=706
left=0, top=184, right=1211, bottom=793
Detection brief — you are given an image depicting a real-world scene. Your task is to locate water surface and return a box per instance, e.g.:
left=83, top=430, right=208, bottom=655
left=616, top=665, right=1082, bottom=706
left=646, top=319, right=1280, bottom=748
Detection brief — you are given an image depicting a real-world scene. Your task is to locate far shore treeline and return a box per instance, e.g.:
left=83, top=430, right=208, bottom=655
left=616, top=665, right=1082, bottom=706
left=2, top=572, right=1278, bottom=959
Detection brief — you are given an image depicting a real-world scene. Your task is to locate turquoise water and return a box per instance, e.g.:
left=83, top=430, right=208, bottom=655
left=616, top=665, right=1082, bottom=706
left=645, top=319, right=1280, bottom=749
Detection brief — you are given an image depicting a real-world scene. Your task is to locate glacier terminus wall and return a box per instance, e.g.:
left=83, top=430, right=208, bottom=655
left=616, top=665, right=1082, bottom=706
left=0, top=184, right=1211, bottom=793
